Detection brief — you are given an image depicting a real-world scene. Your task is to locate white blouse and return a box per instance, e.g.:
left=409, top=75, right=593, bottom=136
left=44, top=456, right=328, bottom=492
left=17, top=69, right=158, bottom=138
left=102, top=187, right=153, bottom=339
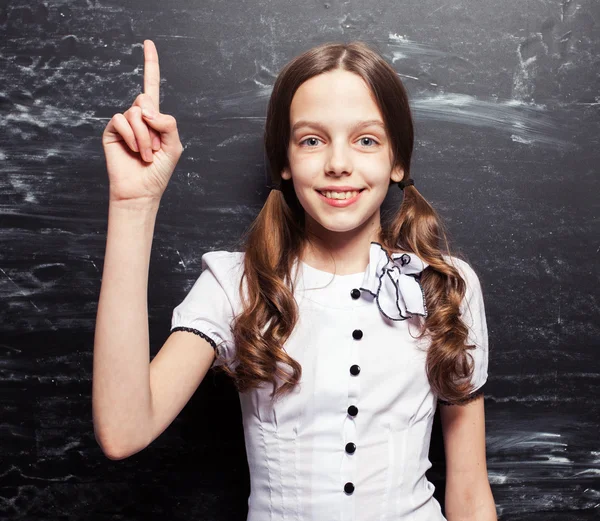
left=170, top=242, right=489, bottom=521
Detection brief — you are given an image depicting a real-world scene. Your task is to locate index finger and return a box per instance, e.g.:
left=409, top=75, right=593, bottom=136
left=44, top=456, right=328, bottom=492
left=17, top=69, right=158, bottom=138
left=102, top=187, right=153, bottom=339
left=143, top=40, right=160, bottom=110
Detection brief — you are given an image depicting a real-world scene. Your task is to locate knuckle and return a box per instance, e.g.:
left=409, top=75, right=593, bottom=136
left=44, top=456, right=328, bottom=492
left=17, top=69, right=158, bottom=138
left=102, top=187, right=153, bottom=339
left=138, top=92, right=153, bottom=107
left=124, top=108, right=141, bottom=123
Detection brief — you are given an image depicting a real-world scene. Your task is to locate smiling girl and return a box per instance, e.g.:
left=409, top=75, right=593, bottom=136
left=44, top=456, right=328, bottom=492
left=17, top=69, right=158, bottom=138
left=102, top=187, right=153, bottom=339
left=93, top=40, right=497, bottom=521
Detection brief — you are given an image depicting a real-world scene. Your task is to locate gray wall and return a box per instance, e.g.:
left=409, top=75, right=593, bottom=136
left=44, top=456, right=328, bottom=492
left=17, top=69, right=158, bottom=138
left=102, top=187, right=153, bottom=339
left=2, top=0, right=599, bottom=519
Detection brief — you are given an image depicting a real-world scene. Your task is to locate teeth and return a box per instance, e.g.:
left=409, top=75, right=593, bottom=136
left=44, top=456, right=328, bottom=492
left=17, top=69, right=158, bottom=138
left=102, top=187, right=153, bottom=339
left=322, top=190, right=360, bottom=200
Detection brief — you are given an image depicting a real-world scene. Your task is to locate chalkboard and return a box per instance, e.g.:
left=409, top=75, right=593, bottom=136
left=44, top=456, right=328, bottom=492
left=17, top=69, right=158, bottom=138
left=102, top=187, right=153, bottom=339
left=2, top=1, right=599, bottom=520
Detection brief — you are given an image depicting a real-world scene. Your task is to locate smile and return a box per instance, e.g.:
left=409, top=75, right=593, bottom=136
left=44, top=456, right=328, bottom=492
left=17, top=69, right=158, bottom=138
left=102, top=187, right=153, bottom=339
left=316, top=189, right=365, bottom=207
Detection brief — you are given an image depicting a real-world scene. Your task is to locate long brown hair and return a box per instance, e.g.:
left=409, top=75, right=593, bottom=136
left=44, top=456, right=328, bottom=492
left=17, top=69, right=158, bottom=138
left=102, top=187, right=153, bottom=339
left=216, top=41, right=479, bottom=405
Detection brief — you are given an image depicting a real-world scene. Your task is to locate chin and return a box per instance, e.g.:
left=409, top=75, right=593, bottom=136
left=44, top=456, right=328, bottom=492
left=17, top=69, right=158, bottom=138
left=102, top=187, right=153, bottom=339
left=306, top=214, right=369, bottom=235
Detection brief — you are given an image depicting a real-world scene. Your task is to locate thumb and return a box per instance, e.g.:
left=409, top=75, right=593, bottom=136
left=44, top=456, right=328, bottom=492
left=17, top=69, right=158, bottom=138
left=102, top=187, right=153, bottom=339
left=142, top=109, right=182, bottom=150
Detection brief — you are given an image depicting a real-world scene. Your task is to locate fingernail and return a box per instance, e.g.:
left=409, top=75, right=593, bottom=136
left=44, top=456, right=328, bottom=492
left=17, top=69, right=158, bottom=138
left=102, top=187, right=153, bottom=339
left=142, top=108, right=155, bottom=119
left=152, top=136, right=161, bottom=150
left=132, top=140, right=139, bottom=152
left=145, top=148, right=153, bottom=161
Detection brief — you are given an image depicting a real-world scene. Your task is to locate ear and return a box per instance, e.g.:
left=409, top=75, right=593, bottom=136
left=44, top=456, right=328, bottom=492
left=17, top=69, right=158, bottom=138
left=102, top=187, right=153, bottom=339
left=281, top=166, right=292, bottom=180
left=390, top=164, right=404, bottom=184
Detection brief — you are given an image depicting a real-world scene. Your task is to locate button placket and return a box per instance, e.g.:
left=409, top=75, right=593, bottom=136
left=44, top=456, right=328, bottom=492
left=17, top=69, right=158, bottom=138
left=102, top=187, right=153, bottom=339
left=343, top=290, right=363, bottom=500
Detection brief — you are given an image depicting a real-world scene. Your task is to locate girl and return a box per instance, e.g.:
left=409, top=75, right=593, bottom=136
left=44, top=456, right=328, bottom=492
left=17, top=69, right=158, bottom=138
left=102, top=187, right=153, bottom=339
left=93, top=39, right=497, bottom=521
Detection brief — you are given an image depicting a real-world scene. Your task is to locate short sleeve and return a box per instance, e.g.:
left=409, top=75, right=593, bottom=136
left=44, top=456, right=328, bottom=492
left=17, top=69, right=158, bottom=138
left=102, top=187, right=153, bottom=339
left=170, top=251, right=244, bottom=369
left=437, top=256, right=489, bottom=405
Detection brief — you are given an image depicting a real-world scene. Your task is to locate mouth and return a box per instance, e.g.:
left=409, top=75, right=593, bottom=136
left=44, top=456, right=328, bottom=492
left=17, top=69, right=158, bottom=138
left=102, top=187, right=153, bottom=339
left=315, top=188, right=365, bottom=201
left=315, top=188, right=365, bottom=207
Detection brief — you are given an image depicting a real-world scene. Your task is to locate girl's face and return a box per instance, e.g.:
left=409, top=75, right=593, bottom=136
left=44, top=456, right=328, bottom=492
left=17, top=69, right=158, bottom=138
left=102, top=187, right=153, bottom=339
left=282, top=69, right=404, bottom=238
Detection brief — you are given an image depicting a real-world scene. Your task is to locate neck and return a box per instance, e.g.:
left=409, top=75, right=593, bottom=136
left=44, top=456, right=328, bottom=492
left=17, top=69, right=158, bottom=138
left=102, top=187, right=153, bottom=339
left=302, top=213, right=382, bottom=275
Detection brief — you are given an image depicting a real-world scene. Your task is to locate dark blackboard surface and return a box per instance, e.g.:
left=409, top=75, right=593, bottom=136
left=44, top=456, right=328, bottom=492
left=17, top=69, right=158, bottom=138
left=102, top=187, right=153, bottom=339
left=2, top=1, right=599, bottom=519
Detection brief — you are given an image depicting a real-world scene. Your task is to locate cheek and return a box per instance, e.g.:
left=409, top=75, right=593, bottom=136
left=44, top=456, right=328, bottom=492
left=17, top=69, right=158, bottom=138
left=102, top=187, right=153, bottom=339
left=289, top=154, right=321, bottom=181
left=355, top=155, right=393, bottom=180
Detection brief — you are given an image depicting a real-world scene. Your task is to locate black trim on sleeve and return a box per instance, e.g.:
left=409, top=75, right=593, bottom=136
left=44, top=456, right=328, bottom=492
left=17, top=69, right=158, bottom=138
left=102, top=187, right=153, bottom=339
left=170, top=327, right=217, bottom=351
left=437, top=381, right=488, bottom=406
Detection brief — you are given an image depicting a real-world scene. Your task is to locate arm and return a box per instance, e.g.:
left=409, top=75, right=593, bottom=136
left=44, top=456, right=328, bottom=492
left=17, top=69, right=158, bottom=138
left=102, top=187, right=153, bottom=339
left=92, top=201, right=158, bottom=458
left=439, top=395, right=497, bottom=521
left=93, top=201, right=219, bottom=460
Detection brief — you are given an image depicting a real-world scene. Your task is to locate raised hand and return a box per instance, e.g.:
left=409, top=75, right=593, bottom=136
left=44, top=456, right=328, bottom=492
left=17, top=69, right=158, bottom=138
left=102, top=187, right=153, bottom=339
left=102, top=40, right=184, bottom=205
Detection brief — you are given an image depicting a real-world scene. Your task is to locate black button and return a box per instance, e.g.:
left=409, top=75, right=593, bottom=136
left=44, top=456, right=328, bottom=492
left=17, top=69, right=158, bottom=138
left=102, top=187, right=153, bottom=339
left=345, top=442, right=356, bottom=454
left=350, top=364, right=361, bottom=376
left=352, top=329, right=363, bottom=340
left=350, top=288, right=361, bottom=299
left=344, top=482, right=355, bottom=494
left=347, top=405, right=358, bottom=416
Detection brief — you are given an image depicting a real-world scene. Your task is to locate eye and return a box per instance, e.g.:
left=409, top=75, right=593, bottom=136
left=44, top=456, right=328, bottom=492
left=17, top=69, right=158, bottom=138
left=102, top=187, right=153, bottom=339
left=299, top=137, right=322, bottom=147
left=358, top=136, right=379, bottom=147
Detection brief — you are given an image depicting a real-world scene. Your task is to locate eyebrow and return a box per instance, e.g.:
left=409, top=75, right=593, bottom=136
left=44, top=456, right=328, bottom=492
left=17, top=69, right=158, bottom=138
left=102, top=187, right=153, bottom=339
left=291, top=119, right=386, bottom=134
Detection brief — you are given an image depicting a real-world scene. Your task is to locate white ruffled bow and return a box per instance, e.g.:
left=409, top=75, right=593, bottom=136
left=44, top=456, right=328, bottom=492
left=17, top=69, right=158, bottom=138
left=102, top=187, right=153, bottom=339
left=360, top=242, right=429, bottom=321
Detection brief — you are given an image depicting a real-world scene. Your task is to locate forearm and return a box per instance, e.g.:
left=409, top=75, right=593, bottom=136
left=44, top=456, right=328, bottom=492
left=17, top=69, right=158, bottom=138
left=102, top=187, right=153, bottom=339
left=92, top=200, right=159, bottom=458
left=444, top=479, right=498, bottom=521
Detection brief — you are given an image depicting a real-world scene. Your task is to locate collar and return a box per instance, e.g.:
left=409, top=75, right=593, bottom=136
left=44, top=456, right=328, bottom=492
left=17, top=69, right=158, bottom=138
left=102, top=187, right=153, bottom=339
left=359, top=242, right=429, bottom=321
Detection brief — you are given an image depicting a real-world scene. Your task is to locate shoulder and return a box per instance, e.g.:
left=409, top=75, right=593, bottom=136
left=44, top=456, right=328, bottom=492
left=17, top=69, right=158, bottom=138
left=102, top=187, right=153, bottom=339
left=201, top=250, right=245, bottom=273
left=440, top=254, right=484, bottom=300
left=441, top=254, right=480, bottom=283
left=199, top=250, right=246, bottom=296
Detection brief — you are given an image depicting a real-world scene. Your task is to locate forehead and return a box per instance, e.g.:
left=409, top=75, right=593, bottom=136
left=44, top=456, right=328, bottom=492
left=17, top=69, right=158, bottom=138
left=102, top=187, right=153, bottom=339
left=289, top=69, right=383, bottom=127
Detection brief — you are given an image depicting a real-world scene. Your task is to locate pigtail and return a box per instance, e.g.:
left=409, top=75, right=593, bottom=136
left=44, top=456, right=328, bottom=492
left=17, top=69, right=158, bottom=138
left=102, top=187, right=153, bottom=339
left=380, top=184, right=477, bottom=403
left=223, top=187, right=303, bottom=400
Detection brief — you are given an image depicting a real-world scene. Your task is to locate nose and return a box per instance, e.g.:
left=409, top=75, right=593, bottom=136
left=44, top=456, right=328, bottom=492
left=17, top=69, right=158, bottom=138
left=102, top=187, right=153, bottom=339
left=325, top=140, right=352, bottom=176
